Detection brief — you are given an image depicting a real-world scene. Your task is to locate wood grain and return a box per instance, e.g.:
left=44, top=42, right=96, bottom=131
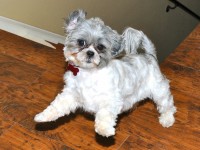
left=161, top=61, right=200, bottom=99
left=0, top=123, right=70, bottom=150
left=0, top=24, right=200, bottom=149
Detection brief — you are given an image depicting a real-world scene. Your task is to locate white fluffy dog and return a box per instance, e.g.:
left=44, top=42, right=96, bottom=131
left=34, top=10, right=176, bottom=137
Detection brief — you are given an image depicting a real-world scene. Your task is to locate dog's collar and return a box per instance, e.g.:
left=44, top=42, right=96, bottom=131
left=67, top=63, right=79, bottom=76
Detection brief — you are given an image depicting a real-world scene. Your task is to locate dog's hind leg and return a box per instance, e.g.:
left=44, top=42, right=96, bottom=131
left=151, top=78, right=176, bottom=128
left=34, top=90, right=79, bottom=122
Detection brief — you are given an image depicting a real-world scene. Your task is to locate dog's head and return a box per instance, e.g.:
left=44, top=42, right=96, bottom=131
left=63, top=10, right=122, bottom=69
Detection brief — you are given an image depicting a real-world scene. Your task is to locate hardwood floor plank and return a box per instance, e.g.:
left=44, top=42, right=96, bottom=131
left=166, top=48, right=200, bottom=70
left=0, top=112, right=15, bottom=136
left=0, top=30, right=65, bottom=76
left=0, top=80, right=51, bottom=122
left=161, top=60, right=200, bottom=100
left=0, top=54, right=44, bottom=86
left=0, top=123, right=71, bottom=150
left=30, top=70, right=64, bottom=100
left=0, top=100, right=32, bottom=123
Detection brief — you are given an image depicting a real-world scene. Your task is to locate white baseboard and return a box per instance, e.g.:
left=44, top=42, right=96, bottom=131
left=0, top=16, right=65, bottom=49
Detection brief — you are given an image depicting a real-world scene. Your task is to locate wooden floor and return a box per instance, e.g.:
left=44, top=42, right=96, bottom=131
left=0, top=25, right=199, bottom=150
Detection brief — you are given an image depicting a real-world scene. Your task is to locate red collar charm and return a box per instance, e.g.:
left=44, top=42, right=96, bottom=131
left=67, top=63, right=79, bottom=76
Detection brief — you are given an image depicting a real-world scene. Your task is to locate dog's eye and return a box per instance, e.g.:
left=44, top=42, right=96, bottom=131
left=97, top=44, right=105, bottom=51
left=77, top=39, right=86, bottom=47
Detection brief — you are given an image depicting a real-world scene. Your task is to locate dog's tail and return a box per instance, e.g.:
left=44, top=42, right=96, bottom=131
left=122, top=27, right=157, bottom=59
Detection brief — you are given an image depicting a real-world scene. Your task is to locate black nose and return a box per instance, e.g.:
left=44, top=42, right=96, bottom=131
left=87, top=51, right=94, bottom=57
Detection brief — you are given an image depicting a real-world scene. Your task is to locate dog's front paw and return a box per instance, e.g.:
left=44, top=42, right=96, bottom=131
left=159, top=112, right=175, bottom=128
left=34, top=105, right=63, bottom=122
left=95, top=122, right=115, bottom=137
left=34, top=113, right=49, bottom=122
left=34, top=111, right=58, bottom=122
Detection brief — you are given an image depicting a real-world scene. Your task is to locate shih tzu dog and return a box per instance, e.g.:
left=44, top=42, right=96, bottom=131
left=34, top=10, right=176, bottom=137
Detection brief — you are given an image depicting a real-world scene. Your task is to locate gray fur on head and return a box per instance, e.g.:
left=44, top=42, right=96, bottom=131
left=64, top=9, right=123, bottom=69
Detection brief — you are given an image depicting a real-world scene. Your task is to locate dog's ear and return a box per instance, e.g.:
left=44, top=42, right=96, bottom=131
left=65, top=9, right=87, bottom=33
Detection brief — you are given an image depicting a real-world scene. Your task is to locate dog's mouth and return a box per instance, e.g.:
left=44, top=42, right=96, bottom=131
left=65, top=50, right=101, bottom=69
left=86, top=58, right=92, bottom=64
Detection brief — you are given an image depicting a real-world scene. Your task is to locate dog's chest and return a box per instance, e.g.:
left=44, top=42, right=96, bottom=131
left=77, top=69, right=113, bottom=93
left=74, top=68, right=118, bottom=111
